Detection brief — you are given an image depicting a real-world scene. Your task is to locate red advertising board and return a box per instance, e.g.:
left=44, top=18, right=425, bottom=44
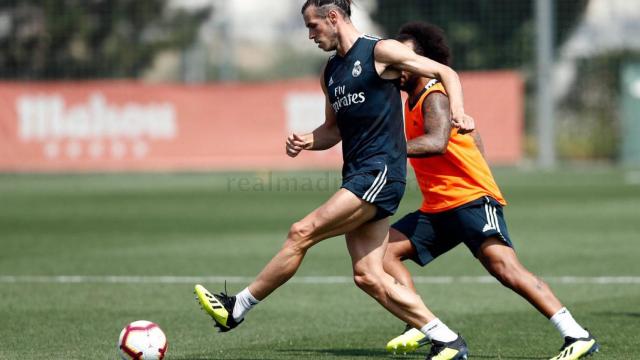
left=0, top=73, right=522, bottom=172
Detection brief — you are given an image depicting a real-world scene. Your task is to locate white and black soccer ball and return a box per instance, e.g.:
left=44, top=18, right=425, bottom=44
left=118, top=320, right=168, bottom=360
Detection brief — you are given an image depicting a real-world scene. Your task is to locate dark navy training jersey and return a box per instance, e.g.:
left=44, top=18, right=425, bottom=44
left=324, top=35, right=407, bottom=182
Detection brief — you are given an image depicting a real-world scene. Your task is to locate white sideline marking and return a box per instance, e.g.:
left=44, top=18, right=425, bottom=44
left=0, top=275, right=639, bottom=285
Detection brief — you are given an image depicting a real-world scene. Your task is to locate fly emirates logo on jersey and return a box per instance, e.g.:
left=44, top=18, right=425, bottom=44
left=331, top=85, right=366, bottom=113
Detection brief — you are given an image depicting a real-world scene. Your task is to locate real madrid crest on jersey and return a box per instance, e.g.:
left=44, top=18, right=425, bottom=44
left=352, top=60, right=362, bottom=77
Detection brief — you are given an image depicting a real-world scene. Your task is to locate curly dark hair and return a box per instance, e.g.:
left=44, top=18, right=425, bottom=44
left=396, top=22, right=451, bottom=66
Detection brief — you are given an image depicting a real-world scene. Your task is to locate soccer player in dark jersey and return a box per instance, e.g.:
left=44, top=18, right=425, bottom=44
left=195, top=2, right=473, bottom=359
left=382, top=22, right=599, bottom=360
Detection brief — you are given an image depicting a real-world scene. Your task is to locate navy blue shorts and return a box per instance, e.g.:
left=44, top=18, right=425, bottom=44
left=341, top=167, right=405, bottom=221
left=391, top=196, right=513, bottom=266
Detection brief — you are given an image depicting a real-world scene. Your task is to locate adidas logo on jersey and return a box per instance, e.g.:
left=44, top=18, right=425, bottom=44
left=328, top=76, right=334, bottom=87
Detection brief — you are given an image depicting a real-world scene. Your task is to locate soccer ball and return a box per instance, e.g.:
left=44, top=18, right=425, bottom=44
left=118, top=320, right=168, bottom=360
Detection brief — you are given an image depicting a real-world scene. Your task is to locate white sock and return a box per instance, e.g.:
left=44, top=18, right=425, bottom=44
left=232, top=287, right=260, bottom=321
left=420, top=318, right=458, bottom=343
left=550, top=307, right=589, bottom=339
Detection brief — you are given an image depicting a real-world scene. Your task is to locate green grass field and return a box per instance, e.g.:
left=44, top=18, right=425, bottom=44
left=1, top=168, right=639, bottom=359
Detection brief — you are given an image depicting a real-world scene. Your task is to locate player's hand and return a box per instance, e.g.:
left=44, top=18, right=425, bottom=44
left=451, top=113, right=475, bottom=134
left=286, top=133, right=310, bottom=157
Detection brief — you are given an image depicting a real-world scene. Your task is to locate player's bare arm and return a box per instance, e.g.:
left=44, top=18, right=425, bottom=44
left=407, top=92, right=452, bottom=158
left=373, top=39, right=474, bottom=133
left=286, top=99, right=340, bottom=157
left=286, top=64, right=341, bottom=158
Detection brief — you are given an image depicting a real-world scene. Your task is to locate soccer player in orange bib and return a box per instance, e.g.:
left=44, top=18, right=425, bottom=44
left=383, top=22, right=599, bottom=360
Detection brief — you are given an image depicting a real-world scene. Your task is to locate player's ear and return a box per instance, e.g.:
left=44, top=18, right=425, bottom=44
left=327, top=9, right=339, bottom=24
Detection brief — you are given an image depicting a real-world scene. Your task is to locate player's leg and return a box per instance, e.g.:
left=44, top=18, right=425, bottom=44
left=383, top=210, right=463, bottom=354
left=472, top=197, right=598, bottom=359
left=195, top=188, right=376, bottom=331
left=383, top=228, right=418, bottom=291
left=477, top=239, right=599, bottom=359
left=382, top=228, right=429, bottom=353
left=347, top=218, right=433, bottom=327
left=346, top=220, right=467, bottom=360
left=248, top=188, right=376, bottom=300
left=455, top=197, right=563, bottom=316
left=384, top=210, right=458, bottom=293
left=477, top=238, right=561, bottom=317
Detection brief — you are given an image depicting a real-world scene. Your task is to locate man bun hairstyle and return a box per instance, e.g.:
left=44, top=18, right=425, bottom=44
left=396, top=22, right=451, bottom=66
left=302, top=0, right=352, bottom=18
